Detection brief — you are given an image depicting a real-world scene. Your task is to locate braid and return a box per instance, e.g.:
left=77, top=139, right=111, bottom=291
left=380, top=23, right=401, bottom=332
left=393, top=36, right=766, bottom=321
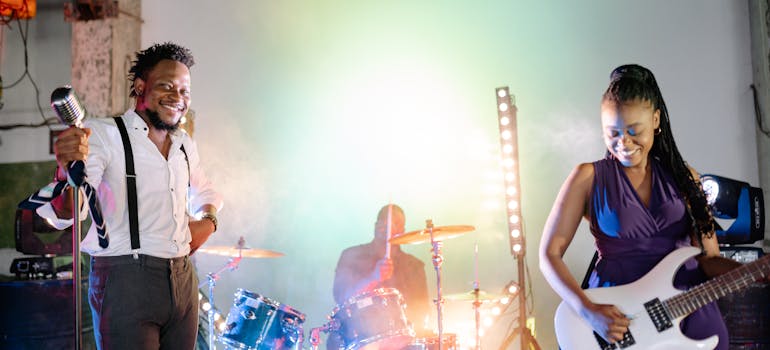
left=603, top=64, right=715, bottom=242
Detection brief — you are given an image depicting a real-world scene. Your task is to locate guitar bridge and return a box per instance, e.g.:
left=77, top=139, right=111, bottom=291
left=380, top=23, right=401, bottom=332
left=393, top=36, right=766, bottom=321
left=644, top=298, right=673, bottom=332
left=592, top=330, right=635, bottom=349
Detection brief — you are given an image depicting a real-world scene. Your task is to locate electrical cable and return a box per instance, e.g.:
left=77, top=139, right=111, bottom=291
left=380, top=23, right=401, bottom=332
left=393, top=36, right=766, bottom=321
left=751, top=84, right=770, bottom=138
left=0, top=16, right=54, bottom=131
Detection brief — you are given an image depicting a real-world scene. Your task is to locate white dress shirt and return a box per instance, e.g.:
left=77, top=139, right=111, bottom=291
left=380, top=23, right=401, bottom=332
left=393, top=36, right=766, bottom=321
left=40, top=110, right=223, bottom=258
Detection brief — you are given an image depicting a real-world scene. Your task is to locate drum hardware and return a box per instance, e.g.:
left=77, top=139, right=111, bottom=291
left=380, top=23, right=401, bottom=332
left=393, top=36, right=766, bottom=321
left=388, top=225, right=475, bottom=245
left=443, top=289, right=504, bottom=302
left=308, top=321, right=338, bottom=350
left=444, top=289, right=505, bottom=350
left=323, top=288, right=415, bottom=350
left=443, top=288, right=503, bottom=350
left=390, top=220, right=475, bottom=350
left=220, top=289, right=306, bottom=350
left=197, top=236, right=285, bottom=349
left=405, top=333, right=458, bottom=350
left=197, top=240, right=284, bottom=259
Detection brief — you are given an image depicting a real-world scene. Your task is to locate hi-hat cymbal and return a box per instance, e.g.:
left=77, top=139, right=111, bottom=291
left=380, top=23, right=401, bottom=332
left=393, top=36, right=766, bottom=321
left=197, top=246, right=284, bottom=258
left=389, top=225, right=475, bottom=245
left=444, top=290, right=505, bottom=302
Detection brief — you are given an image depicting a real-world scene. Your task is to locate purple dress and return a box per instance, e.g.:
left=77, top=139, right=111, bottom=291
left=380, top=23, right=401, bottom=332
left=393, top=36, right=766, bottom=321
left=587, top=156, right=728, bottom=349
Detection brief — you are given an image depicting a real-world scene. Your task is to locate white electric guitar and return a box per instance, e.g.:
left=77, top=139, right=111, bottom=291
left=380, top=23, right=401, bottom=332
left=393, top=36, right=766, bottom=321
left=554, top=246, right=770, bottom=350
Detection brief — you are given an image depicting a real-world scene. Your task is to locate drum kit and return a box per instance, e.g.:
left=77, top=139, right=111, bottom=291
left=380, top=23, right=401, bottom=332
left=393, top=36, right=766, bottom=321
left=197, top=221, right=500, bottom=350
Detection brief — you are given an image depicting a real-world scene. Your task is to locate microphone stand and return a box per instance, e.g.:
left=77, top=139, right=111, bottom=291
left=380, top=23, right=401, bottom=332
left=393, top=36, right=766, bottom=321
left=72, top=181, right=83, bottom=350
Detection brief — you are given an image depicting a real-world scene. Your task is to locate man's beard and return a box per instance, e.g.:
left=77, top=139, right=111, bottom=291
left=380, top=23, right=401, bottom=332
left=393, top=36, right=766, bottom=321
left=146, top=108, right=181, bottom=131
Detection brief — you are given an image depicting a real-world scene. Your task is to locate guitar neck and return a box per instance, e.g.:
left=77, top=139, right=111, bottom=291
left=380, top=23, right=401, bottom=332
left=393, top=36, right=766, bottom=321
left=664, top=255, right=770, bottom=319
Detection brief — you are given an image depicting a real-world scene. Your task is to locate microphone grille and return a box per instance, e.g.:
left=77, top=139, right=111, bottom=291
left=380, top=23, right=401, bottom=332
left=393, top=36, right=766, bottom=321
left=51, top=85, right=85, bottom=126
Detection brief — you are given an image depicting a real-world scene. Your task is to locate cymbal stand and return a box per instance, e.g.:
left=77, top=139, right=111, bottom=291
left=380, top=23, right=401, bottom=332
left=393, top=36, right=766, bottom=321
left=427, top=219, right=446, bottom=350
left=308, top=321, right=337, bottom=350
left=472, top=287, right=481, bottom=350
left=200, top=255, right=243, bottom=350
left=473, top=242, right=481, bottom=350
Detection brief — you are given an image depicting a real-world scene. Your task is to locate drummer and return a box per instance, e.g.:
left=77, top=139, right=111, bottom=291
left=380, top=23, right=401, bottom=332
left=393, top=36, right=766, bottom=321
left=331, top=204, right=432, bottom=335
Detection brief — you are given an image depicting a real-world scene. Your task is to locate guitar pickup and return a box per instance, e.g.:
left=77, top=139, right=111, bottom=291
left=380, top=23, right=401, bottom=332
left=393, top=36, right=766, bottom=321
left=644, top=298, right=673, bottom=332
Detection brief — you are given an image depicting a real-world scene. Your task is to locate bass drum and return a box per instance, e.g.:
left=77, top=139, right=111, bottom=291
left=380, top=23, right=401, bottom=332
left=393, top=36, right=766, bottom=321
left=219, top=289, right=305, bottom=350
left=329, top=288, right=415, bottom=350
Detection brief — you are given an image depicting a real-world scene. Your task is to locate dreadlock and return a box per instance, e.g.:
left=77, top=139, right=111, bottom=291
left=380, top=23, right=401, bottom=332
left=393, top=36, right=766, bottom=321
left=128, top=42, right=195, bottom=98
left=602, top=64, right=715, bottom=245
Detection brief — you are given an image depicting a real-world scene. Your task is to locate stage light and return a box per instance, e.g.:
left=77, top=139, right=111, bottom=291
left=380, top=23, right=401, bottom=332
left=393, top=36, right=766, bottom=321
left=495, top=86, right=524, bottom=257
left=700, top=174, right=765, bottom=244
left=491, top=306, right=501, bottom=315
left=494, top=87, right=541, bottom=349
left=0, top=0, right=36, bottom=19
left=507, top=283, right=519, bottom=295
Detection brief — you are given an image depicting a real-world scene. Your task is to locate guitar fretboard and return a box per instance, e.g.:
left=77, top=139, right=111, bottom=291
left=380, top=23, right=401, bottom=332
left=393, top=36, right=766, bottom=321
left=663, top=255, right=770, bottom=319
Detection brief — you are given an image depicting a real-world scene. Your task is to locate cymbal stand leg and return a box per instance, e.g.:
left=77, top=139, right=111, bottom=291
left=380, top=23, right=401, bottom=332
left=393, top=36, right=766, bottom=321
left=201, top=256, right=242, bottom=350
left=473, top=293, right=481, bottom=350
left=309, top=327, right=322, bottom=350
left=427, top=219, right=445, bottom=350
left=207, top=273, right=216, bottom=350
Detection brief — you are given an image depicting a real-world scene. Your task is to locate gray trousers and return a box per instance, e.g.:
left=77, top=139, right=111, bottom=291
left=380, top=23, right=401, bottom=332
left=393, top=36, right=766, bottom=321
left=89, top=254, right=199, bottom=350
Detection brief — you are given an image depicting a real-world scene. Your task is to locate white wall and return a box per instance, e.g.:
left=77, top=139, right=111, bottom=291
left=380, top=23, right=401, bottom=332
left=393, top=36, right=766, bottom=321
left=155, top=1, right=758, bottom=349
left=138, top=1, right=758, bottom=349
left=0, top=1, right=760, bottom=349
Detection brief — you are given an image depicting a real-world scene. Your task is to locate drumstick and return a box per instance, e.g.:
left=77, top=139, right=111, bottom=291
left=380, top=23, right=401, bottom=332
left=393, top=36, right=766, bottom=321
left=474, top=241, right=479, bottom=290
left=385, top=203, right=393, bottom=259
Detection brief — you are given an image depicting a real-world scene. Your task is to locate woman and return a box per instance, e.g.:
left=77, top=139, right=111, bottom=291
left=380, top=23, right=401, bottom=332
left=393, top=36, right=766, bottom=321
left=539, top=64, right=742, bottom=349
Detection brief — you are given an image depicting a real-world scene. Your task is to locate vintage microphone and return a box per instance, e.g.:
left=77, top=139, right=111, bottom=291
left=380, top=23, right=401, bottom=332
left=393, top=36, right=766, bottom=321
left=50, top=85, right=87, bottom=350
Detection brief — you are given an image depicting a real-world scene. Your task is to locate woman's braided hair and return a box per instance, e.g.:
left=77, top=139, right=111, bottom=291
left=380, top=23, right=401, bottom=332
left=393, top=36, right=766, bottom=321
left=602, top=64, right=715, bottom=242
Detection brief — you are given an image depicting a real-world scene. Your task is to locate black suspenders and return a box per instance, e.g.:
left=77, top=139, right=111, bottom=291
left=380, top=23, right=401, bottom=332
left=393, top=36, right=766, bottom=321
left=114, top=116, right=140, bottom=250
left=114, top=116, right=191, bottom=251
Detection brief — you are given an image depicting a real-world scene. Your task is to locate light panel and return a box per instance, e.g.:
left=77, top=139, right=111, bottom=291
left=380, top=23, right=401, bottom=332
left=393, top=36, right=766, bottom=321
left=495, top=87, right=524, bottom=257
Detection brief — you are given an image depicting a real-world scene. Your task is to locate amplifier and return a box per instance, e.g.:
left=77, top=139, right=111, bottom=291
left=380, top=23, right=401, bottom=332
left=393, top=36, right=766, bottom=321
left=9, top=256, right=76, bottom=280
left=718, top=246, right=770, bottom=344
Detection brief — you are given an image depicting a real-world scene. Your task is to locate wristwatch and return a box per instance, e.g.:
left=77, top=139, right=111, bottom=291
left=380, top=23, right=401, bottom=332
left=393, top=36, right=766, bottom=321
left=201, top=212, right=218, bottom=232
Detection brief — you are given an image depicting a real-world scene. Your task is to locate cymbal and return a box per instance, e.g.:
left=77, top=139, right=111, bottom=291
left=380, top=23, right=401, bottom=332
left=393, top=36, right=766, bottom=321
left=197, top=246, right=284, bottom=258
left=389, top=225, right=475, bottom=245
left=444, top=290, right=505, bottom=302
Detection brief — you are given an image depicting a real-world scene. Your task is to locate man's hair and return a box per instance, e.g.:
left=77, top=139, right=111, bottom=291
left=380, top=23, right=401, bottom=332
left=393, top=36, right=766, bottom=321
left=602, top=64, right=715, bottom=243
left=128, top=42, right=195, bottom=97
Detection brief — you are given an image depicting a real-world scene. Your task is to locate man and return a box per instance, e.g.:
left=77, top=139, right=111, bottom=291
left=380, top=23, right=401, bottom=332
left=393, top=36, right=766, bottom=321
left=329, top=204, right=431, bottom=348
left=44, top=42, right=223, bottom=349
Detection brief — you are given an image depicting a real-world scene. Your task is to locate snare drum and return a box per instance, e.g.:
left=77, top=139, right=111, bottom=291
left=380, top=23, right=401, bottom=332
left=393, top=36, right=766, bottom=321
left=329, top=288, right=415, bottom=350
left=405, top=333, right=458, bottom=350
left=220, top=289, right=305, bottom=350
